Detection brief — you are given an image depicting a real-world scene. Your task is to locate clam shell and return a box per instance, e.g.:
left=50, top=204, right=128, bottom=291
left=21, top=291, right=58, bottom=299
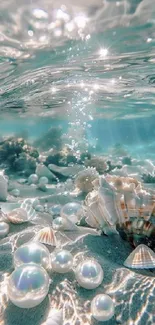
left=124, top=244, right=155, bottom=269
left=7, top=208, right=28, bottom=224
left=34, top=227, right=57, bottom=246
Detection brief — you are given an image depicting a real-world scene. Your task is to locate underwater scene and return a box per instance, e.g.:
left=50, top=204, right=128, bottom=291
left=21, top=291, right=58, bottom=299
left=0, top=0, right=155, bottom=324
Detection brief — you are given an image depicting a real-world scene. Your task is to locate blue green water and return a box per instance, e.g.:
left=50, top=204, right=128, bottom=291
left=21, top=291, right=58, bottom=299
left=1, top=0, right=155, bottom=157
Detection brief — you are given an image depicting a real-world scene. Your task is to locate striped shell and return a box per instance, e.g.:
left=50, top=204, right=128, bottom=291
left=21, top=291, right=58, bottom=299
left=84, top=175, right=155, bottom=246
left=7, top=208, right=28, bottom=224
left=124, top=244, right=155, bottom=269
left=34, top=227, right=57, bottom=246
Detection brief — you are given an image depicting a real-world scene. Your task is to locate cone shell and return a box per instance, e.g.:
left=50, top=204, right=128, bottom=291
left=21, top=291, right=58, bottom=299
left=34, top=227, right=57, bottom=246
left=7, top=208, right=28, bottom=224
left=124, top=244, right=155, bottom=269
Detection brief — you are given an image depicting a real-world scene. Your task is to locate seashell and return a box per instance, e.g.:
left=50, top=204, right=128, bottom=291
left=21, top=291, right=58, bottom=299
left=75, top=167, right=99, bottom=193
left=84, top=174, right=155, bottom=244
left=48, top=163, right=85, bottom=177
left=124, top=244, right=155, bottom=269
left=44, top=308, right=63, bottom=325
left=7, top=208, right=28, bottom=224
left=33, top=227, right=57, bottom=246
left=116, top=219, right=155, bottom=248
left=36, top=163, right=57, bottom=181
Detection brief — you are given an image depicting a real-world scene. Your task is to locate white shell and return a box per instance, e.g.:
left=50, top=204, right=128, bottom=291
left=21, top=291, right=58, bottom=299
left=48, top=163, right=85, bottom=177
left=36, top=164, right=57, bottom=180
left=124, top=244, right=155, bottom=269
left=85, top=177, right=119, bottom=233
left=7, top=208, right=28, bottom=224
left=33, top=227, right=57, bottom=246
left=44, top=308, right=63, bottom=325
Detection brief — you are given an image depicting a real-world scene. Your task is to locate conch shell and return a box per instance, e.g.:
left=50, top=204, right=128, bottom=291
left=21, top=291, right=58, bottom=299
left=84, top=175, right=155, bottom=245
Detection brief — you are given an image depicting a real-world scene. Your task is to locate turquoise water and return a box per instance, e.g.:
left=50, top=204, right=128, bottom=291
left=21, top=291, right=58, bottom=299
left=0, top=1, right=155, bottom=325
left=1, top=0, right=155, bottom=154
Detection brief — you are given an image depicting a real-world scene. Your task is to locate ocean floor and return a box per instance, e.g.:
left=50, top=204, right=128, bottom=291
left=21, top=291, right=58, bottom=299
left=0, top=138, right=155, bottom=325
left=0, top=228, right=155, bottom=325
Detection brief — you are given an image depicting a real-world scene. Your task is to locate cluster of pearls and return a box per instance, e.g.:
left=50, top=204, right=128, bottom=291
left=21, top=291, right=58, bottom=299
left=28, top=173, right=49, bottom=191
left=6, top=198, right=115, bottom=321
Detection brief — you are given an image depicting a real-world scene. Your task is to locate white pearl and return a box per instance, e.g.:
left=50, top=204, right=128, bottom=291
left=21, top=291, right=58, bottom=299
left=39, top=176, right=48, bottom=186
left=75, top=259, right=103, bottom=289
left=35, top=205, right=44, bottom=212
left=61, top=202, right=83, bottom=224
left=0, top=222, right=9, bottom=237
left=8, top=264, right=50, bottom=308
left=28, top=174, right=38, bottom=185
left=48, top=204, right=61, bottom=216
left=91, top=294, right=115, bottom=321
left=52, top=217, right=65, bottom=231
left=14, top=242, right=50, bottom=269
left=51, top=249, right=73, bottom=273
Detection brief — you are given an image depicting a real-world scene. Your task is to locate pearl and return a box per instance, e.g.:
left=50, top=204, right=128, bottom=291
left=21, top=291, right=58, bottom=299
left=39, top=176, right=48, bottom=186
left=75, top=259, right=104, bottom=289
left=14, top=243, right=50, bottom=269
left=52, top=217, right=66, bottom=230
left=61, top=202, right=83, bottom=224
left=28, top=174, right=38, bottom=185
left=51, top=249, right=73, bottom=273
left=8, top=264, right=50, bottom=308
left=0, top=222, right=9, bottom=237
left=91, top=294, right=115, bottom=322
left=48, top=204, right=61, bottom=216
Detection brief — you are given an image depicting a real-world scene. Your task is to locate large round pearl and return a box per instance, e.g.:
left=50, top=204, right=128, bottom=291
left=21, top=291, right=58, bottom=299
left=52, top=217, right=66, bottom=230
left=51, top=249, right=73, bottom=273
left=75, top=259, right=104, bottom=289
left=0, top=222, right=9, bottom=237
left=39, top=177, right=48, bottom=185
left=91, top=294, right=115, bottom=321
left=8, top=264, right=50, bottom=308
left=61, top=202, right=83, bottom=224
left=14, top=242, right=50, bottom=269
left=28, top=174, right=38, bottom=185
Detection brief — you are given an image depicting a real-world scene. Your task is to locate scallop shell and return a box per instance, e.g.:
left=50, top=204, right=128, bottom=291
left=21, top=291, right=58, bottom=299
left=124, top=244, right=155, bottom=269
left=7, top=208, right=28, bottom=224
left=34, top=227, right=57, bottom=246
